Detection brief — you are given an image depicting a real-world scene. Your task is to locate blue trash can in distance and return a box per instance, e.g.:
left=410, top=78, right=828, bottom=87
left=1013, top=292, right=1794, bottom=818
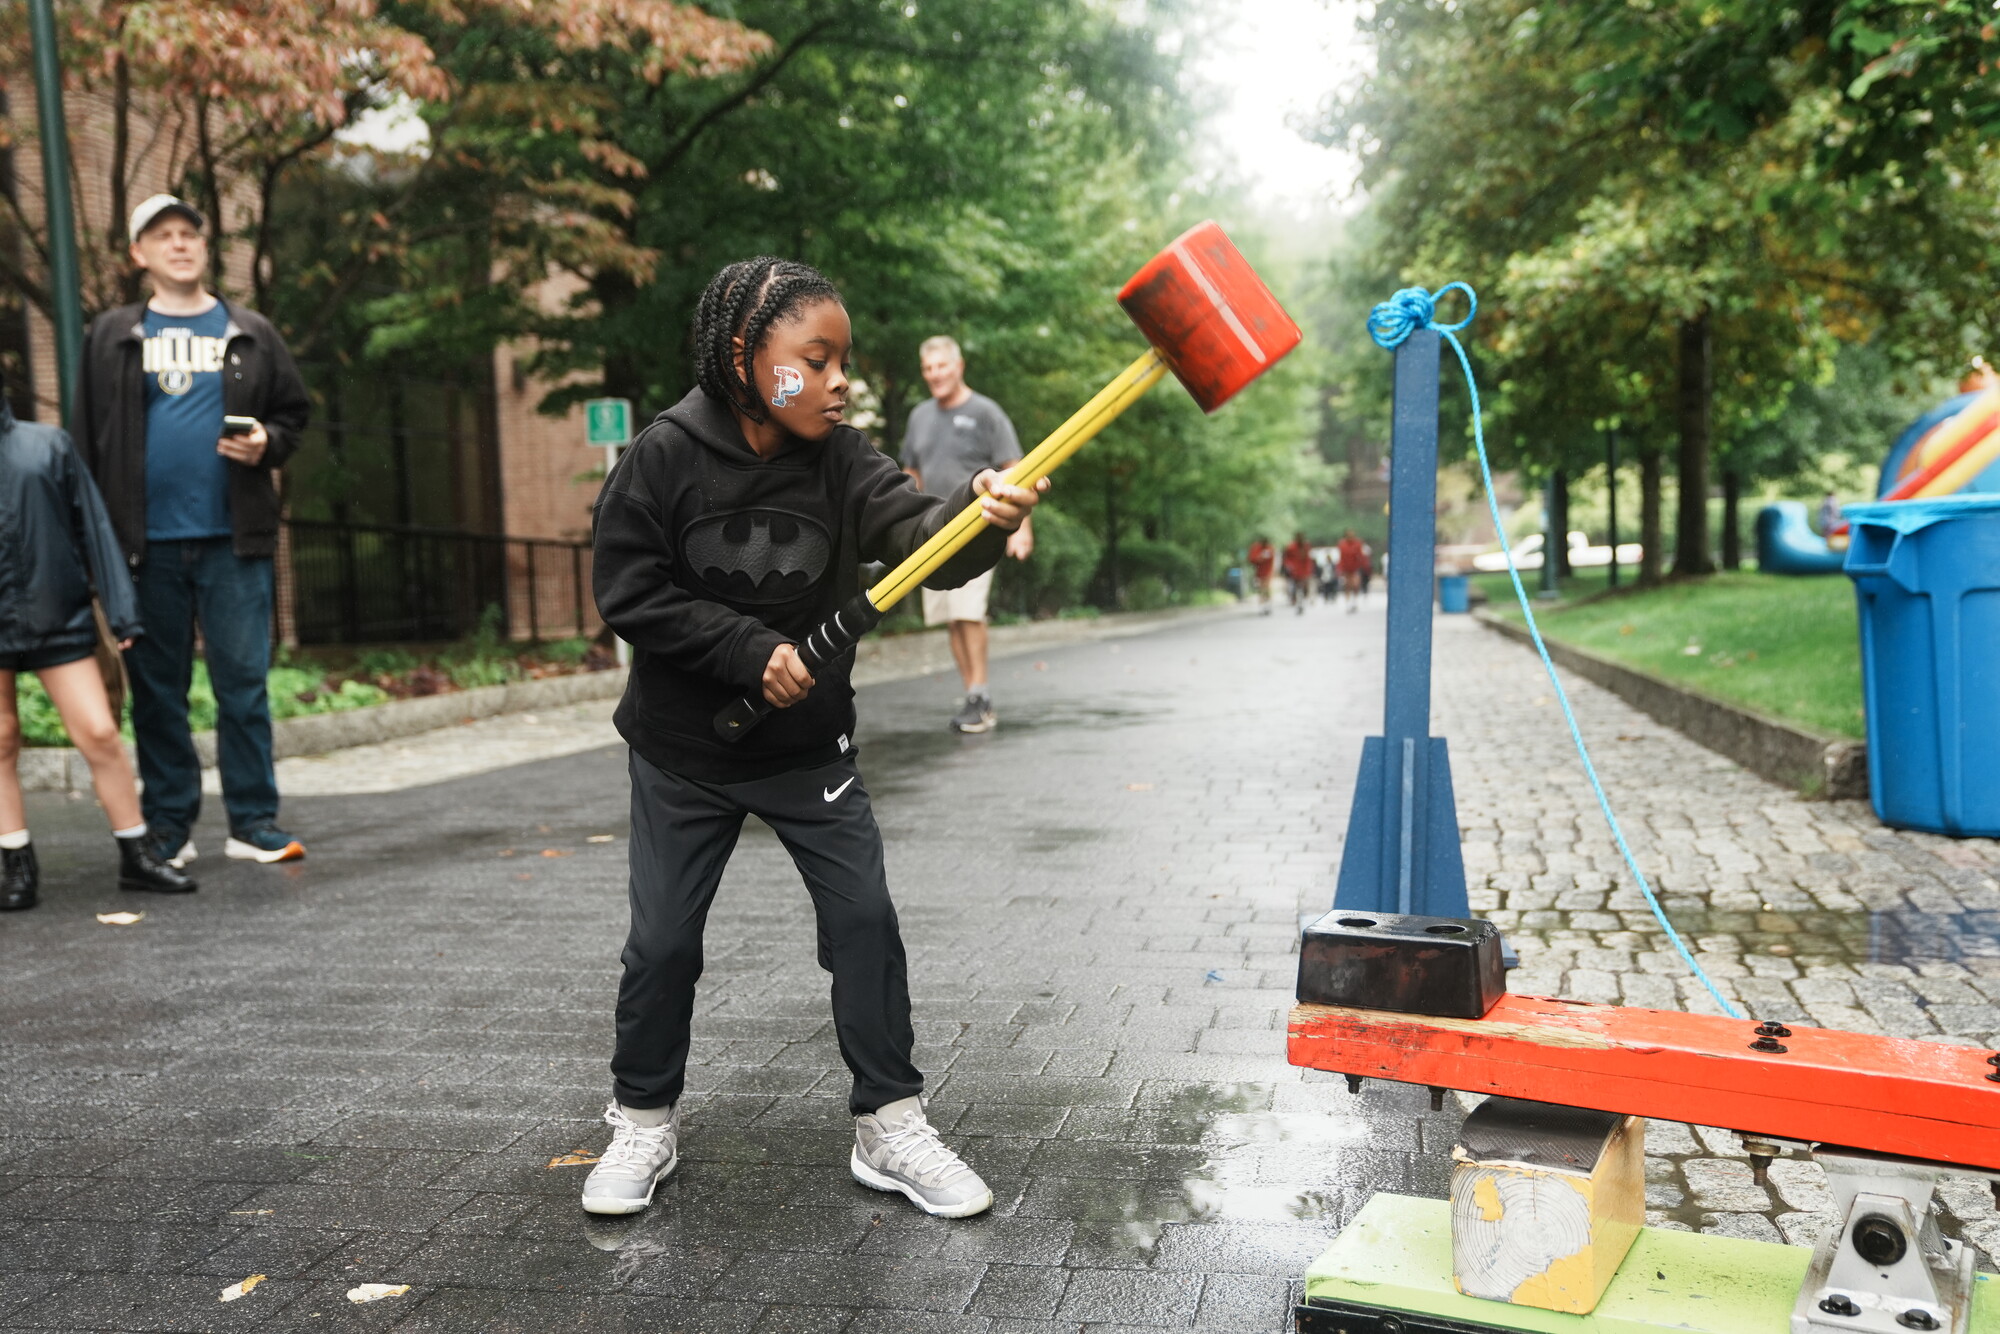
left=1437, top=574, right=1470, bottom=614
left=1843, top=495, right=2000, bottom=836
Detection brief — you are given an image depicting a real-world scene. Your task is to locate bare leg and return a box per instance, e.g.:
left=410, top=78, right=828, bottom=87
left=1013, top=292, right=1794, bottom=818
left=37, top=658, right=142, bottom=831
left=0, top=671, right=22, bottom=836
left=946, top=622, right=974, bottom=692
left=956, top=620, right=989, bottom=690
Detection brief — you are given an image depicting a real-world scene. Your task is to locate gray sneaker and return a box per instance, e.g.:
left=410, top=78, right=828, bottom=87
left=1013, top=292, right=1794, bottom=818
left=580, top=1102, right=678, bottom=1215
left=949, top=695, right=996, bottom=734
left=851, top=1096, right=992, bottom=1218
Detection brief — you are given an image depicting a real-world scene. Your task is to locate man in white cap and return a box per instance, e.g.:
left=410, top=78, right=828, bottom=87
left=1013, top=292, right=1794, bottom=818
left=73, top=195, right=312, bottom=870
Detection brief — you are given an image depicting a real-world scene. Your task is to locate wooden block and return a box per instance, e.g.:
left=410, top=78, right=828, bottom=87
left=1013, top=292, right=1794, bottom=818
left=1450, top=1097, right=1643, bottom=1314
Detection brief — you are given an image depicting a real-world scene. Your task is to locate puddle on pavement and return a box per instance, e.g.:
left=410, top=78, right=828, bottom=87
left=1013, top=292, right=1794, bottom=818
left=1183, top=1111, right=1358, bottom=1224
left=1670, top=903, right=2000, bottom=972
left=1864, top=906, right=2000, bottom=967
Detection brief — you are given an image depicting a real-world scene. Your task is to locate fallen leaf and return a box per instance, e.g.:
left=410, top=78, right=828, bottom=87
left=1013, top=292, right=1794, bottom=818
left=1125, top=783, right=1153, bottom=791
left=1033, top=661, right=1048, bottom=671
left=514, top=872, right=534, bottom=881
left=219, top=1274, right=267, bottom=1302
left=346, top=1283, right=410, bottom=1304
left=547, top=1151, right=601, bottom=1168
left=96, top=911, right=143, bottom=925
left=1681, top=643, right=1703, bottom=656
left=586, top=834, right=615, bottom=843
left=540, top=848, right=571, bottom=858
left=498, top=848, right=516, bottom=858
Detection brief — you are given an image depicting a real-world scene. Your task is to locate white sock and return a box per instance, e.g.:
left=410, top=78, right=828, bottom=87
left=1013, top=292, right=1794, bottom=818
left=967, top=685, right=990, bottom=702
left=0, top=829, right=27, bottom=850
left=112, top=823, right=148, bottom=840
left=619, top=1102, right=671, bottom=1128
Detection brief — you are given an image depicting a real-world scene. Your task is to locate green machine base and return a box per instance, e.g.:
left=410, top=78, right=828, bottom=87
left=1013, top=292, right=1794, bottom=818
left=1298, top=1195, right=2000, bottom=1334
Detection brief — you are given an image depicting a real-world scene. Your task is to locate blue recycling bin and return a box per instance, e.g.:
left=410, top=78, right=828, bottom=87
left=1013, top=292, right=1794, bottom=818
left=1844, top=495, right=2000, bottom=836
left=1436, top=574, right=1470, bottom=614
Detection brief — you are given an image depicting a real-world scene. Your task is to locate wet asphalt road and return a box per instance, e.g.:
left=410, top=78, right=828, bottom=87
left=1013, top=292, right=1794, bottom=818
left=2, top=604, right=1438, bottom=1332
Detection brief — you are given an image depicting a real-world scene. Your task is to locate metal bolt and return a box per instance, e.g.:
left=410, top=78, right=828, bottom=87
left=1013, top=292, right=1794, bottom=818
left=1755, top=1021, right=1793, bottom=1038
left=1898, top=1310, right=1941, bottom=1330
left=1429, top=1086, right=1446, bottom=1112
left=1750, top=1035, right=1789, bottom=1054
left=1344, top=1074, right=1363, bottom=1095
left=1818, top=1294, right=1860, bottom=1317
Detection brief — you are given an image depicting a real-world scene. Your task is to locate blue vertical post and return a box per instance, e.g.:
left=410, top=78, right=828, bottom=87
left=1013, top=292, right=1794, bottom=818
left=1333, top=327, right=1469, bottom=917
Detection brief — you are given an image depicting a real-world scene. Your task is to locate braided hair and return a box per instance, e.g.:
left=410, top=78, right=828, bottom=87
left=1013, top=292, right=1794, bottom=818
left=691, top=257, right=843, bottom=423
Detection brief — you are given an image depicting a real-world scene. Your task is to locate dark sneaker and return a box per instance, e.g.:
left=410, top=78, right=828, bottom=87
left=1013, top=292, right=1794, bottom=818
left=852, top=1096, right=992, bottom=1218
left=225, top=824, right=305, bottom=864
left=581, top=1102, right=679, bottom=1215
left=1, top=843, right=38, bottom=910
left=118, top=836, right=197, bottom=894
left=949, top=696, right=996, bottom=734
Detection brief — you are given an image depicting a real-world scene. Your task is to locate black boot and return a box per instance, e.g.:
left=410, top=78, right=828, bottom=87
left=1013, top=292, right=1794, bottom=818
left=1, top=843, right=36, bottom=910
left=118, top=835, right=197, bottom=894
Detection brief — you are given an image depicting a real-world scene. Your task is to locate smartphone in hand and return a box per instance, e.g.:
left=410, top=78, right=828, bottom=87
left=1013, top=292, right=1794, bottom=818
left=221, top=415, right=260, bottom=438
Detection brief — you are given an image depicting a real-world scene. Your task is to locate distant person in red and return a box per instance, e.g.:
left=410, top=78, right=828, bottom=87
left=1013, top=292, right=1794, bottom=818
left=1282, top=532, right=1314, bottom=615
left=1337, top=529, right=1368, bottom=613
left=1247, top=537, right=1276, bottom=615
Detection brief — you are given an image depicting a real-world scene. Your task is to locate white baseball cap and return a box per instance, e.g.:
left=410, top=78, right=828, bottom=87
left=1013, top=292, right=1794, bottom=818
left=128, top=194, right=205, bottom=244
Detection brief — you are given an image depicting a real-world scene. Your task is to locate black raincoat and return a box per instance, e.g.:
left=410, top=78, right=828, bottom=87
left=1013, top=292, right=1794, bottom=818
left=0, top=400, right=141, bottom=659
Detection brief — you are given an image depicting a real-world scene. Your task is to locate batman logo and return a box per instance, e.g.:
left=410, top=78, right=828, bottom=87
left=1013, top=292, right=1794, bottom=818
left=682, top=508, right=832, bottom=605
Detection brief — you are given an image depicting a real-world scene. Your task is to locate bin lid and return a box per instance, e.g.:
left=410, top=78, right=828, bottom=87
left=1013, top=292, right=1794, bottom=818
left=1843, top=493, right=2000, bottom=536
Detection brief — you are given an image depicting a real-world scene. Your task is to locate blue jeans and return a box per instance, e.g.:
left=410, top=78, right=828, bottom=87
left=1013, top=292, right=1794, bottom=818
left=129, top=539, right=278, bottom=837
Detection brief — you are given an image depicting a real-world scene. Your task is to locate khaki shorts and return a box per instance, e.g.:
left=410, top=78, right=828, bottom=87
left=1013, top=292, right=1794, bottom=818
left=921, top=568, right=994, bottom=626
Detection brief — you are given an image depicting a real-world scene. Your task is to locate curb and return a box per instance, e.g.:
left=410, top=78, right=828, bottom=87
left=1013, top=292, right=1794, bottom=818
left=18, top=669, right=630, bottom=794
left=20, top=603, right=1237, bottom=793
left=1473, top=610, right=1868, bottom=799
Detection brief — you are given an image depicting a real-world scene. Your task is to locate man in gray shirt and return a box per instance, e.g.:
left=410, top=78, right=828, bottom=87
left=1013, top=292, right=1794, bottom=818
left=902, top=335, right=1030, bottom=733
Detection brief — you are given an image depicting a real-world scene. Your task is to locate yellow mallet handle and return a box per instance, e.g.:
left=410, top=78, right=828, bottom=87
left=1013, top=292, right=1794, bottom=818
left=867, top=348, right=1168, bottom=611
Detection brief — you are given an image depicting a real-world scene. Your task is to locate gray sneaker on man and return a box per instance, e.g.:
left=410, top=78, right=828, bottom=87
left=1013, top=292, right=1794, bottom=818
left=581, top=1102, right=679, bottom=1215
left=948, top=694, right=996, bottom=734
left=851, top=1096, right=992, bottom=1218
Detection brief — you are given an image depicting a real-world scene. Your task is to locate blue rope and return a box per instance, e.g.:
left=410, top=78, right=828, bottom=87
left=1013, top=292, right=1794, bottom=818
left=1368, top=284, right=1742, bottom=1019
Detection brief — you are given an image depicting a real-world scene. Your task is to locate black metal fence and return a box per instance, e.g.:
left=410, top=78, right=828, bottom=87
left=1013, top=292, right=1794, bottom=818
left=283, top=519, right=596, bottom=646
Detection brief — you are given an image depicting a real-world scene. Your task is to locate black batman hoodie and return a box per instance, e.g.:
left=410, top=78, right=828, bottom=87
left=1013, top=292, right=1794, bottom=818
left=593, top=387, right=1006, bottom=784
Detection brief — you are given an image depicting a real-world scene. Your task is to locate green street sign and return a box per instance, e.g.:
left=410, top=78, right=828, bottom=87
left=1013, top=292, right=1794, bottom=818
left=585, top=397, right=632, bottom=446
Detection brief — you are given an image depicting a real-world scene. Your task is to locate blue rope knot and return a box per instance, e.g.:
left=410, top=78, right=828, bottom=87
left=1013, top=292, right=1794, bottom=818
left=1367, top=282, right=1477, bottom=349
left=1364, top=279, right=1741, bottom=1020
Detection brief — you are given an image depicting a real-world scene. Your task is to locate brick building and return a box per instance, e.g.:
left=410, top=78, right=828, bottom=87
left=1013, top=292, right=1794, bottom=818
left=2, top=80, right=607, bottom=646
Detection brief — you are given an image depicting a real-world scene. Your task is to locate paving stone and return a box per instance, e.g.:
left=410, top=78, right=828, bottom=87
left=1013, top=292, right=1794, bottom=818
left=12, top=605, right=2000, bottom=1330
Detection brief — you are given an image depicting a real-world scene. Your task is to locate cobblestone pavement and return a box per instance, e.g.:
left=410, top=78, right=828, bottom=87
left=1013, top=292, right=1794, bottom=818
left=4, top=596, right=1999, bottom=1332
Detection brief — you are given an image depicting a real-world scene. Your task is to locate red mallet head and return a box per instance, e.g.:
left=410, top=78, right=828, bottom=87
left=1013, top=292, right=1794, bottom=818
left=1117, top=221, right=1301, bottom=414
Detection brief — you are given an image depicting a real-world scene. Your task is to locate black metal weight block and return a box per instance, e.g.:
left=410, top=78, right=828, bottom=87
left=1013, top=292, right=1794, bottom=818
left=1296, top=910, right=1505, bottom=1019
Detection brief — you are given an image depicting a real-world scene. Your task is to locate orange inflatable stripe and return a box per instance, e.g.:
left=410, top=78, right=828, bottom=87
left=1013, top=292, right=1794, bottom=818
left=1288, top=994, right=2000, bottom=1168
left=1887, top=392, right=2000, bottom=501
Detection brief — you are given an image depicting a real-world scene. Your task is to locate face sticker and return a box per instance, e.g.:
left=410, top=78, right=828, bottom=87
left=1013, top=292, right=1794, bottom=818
left=770, top=365, right=804, bottom=409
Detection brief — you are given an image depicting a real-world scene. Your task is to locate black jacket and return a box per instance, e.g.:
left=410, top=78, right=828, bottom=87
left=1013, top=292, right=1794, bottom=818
left=74, top=298, right=311, bottom=565
left=593, top=388, right=1005, bottom=783
left=0, top=401, right=142, bottom=658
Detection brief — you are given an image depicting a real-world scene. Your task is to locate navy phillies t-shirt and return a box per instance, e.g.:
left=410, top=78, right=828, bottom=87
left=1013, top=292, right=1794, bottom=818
left=141, top=302, right=233, bottom=541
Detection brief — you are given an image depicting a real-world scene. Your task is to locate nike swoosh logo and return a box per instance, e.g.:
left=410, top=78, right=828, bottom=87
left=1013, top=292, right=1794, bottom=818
left=823, top=777, right=856, bottom=802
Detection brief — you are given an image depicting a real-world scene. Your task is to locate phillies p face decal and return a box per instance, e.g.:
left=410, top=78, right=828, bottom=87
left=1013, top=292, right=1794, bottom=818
left=770, top=365, right=804, bottom=409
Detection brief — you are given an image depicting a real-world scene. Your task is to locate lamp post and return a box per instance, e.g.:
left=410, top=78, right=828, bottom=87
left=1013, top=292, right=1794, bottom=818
left=1606, top=426, right=1621, bottom=589
left=28, top=0, right=85, bottom=427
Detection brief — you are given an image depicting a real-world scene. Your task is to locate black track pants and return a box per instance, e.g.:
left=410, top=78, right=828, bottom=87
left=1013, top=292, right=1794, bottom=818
left=612, top=748, right=923, bottom=1115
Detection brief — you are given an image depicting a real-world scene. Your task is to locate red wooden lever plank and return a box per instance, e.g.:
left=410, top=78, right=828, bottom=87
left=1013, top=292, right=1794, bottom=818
left=1288, top=994, right=2000, bottom=1169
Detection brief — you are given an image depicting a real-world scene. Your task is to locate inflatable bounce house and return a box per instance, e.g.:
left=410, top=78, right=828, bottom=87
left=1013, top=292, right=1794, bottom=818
left=1757, top=364, right=2000, bottom=574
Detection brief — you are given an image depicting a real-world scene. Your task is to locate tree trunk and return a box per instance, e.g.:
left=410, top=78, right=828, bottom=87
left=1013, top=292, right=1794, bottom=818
left=1639, top=445, right=1664, bottom=586
left=1720, top=468, right=1742, bottom=570
left=1102, top=470, right=1121, bottom=608
left=1673, top=309, right=1714, bottom=576
left=1552, top=468, right=1572, bottom=577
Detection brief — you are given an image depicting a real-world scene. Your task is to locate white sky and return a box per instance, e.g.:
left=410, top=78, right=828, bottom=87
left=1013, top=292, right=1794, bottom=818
left=1190, top=0, right=1371, bottom=214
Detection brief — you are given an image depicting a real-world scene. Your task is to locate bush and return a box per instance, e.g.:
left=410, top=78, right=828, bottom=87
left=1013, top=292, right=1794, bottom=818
left=991, top=502, right=1101, bottom=619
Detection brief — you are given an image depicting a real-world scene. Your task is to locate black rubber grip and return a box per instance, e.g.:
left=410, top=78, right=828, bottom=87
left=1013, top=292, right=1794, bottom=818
left=713, top=594, right=882, bottom=743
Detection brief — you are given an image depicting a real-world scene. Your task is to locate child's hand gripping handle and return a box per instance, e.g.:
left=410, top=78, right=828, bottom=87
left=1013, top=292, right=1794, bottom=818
left=713, top=594, right=883, bottom=741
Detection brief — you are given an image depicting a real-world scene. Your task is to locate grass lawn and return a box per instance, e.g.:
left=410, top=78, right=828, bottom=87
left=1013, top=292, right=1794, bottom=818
left=1473, top=569, right=1865, bottom=740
